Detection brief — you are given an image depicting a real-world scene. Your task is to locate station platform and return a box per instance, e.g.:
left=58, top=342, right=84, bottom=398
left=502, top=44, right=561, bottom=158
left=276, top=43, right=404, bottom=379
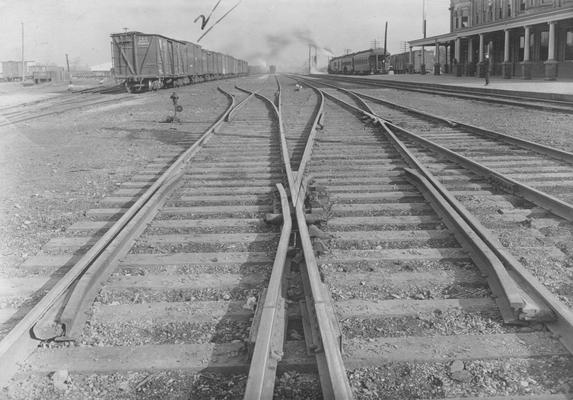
left=352, top=72, right=573, bottom=97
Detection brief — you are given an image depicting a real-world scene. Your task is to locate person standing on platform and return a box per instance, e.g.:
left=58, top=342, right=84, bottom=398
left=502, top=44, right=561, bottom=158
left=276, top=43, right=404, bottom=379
left=484, top=55, right=490, bottom=86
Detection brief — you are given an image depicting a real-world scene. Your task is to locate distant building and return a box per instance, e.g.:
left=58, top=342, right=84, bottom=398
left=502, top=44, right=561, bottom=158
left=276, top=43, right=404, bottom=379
left=409, top=0, right=573, bottom=80
left=90, top=62, right=112, bottom=72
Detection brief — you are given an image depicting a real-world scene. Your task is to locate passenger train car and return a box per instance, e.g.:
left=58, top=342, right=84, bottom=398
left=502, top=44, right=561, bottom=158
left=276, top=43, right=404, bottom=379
left=388, top=50, right=436, bottom=74
left=111, top=31, right=248, bottom=92
left=328, top=48, right=388, bottom=75
left=328, top=48, right=436, bottom=75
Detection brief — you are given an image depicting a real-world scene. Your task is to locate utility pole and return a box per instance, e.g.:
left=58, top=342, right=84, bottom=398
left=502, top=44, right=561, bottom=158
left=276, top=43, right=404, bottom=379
left=383, top=21, right=388, bottom=72
left=65, top=54, right=71, bottom=85
left=421, top=0, right=427, bottom=74
left=314, top=46, right=317, bottom=70
left=21, top=22, right=25, bottom=82
left=308, top=44, right=311, bottom=74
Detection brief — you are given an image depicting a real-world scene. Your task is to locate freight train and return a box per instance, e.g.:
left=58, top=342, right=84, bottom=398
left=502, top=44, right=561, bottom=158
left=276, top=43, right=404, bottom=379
left=328, top=48, right=435, bottom=75
left=111, top=31, right=248, bottom=92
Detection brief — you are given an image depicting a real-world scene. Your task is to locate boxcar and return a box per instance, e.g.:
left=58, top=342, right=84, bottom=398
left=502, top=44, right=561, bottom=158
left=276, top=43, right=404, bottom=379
left=111, top=31, right=247, bottom=91
left=1, top=61, right=27, bottom=81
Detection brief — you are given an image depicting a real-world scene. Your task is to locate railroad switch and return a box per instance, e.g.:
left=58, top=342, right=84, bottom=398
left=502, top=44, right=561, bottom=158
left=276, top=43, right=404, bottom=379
left=262, top=183, right=341, bottom=357
left=163, top=92, right=182, bottom=123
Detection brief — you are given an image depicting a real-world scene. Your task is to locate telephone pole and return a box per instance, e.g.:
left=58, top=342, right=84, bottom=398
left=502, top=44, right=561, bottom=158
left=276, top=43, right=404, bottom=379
left=383, top=21, right=388, bottom=71
left=21, top=22, right=25, bottom=82
left=65, top=54, right=71, bottom=85
left=308, top=44, right=311, bottom=74
left=422, top=0, right=427, bottom=74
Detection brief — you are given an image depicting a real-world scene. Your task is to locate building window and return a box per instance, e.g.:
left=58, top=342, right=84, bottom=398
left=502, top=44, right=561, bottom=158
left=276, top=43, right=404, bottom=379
left=519, top=35, right=525, bottom=60
left=520, top=0, right=526, bottom=10
left=462, top=8, right=469, bottom=27
left=566, top=30, right=573, bottom=60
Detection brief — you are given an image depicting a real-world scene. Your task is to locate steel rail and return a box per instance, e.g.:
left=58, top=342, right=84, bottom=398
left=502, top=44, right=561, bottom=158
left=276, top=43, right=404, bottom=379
left=243, top=184, right=291, bottom=400
left=0, top=88, right=237, bottom=385
left=292, top=178, right=354, bottom=399
left=56, top=87, right=237, bottom=340
left=228, top=87, right=256, bottom=121
left=404, top=169, right=573, bottom=351
left=275, top=80, right=353, bottom=399
left=309, top=74, right=573, bottom=113
left=239, top=81, right=353, bottom=399
left=297, top=75, right=573, bottom=222
left=274, top=75, right=282, bottom=111
left=235, top=85, right=295, bottom=194
left=356, top=102, right=552, bottom=323
left=0, top=96, right=133, bottom=127
left=283, top=76, right=352, bottom=397
left=388, top=122, right=573, bottom=222
left=300, top=80, right=573, bottom=350
left=283, top=75, right=326, bottom=204
left=380, top=117, right=573, bottom=347
left=305, top=83, right=535, bottom=322
left=349, top=89, right=573, bottom=165
left=231, top=83, right=296, bottom=399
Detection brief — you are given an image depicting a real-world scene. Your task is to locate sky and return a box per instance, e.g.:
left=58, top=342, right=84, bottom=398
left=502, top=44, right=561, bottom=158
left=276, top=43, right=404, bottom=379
left=0, top=0, right=451, bottom=71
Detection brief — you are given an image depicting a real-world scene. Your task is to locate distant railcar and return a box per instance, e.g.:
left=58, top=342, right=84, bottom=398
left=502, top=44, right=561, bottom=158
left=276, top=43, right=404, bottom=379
left=328, top=48, right=388, bottom=75
left=388, top=52, right=411, bottom=74
left=30, top=65, right=66, bottom=83
left=1, top=61, right=27, bottom=81
left=387, top=50, right=435, bottom=74
left=110, top=31, right=248, bottom=92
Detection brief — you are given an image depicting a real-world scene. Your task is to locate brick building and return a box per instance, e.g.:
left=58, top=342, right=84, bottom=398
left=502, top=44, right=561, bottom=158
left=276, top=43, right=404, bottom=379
left=409, top=0, right=573, bottom=80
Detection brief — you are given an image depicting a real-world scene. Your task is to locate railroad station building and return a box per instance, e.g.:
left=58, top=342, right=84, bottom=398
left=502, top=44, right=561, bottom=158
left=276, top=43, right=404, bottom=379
left=409, top=0, right=573, bottom=80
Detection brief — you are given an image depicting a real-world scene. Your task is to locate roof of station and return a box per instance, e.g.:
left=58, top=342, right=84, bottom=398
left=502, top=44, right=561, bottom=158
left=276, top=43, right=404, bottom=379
left=409, top=5, right=573, bottom=47
left=330, top=47, right=389, bottom=61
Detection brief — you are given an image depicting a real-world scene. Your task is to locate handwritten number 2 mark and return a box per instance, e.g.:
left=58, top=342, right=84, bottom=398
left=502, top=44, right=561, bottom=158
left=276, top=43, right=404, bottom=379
left=194, top=0, right=222, bottom=30
left=194, top=0, right=242, bottom=42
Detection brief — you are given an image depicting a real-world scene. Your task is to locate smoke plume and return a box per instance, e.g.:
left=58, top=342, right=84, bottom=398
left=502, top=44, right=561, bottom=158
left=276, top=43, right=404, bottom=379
left=246, top=27, right=333, bottom=64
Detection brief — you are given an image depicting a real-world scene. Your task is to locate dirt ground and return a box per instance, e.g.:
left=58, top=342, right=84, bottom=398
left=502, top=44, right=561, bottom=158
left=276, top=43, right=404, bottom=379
left=0, top=78, right=238, bottom=273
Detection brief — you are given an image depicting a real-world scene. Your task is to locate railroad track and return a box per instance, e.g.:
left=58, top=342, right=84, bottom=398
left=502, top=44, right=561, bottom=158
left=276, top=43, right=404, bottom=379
left=299, top=75, right=573, bottom=307
left=0, top=76, right=348, bottom=399
left=303, top=75, right=573, bottom=216
left=287, top=76, right=573, bottom=398
left=0, top=92, right=133, bottom=127
left=74, top=84, right=127, bottom=95
left=2, top=74, right=573, bottom=399
left=314, top=74, right=573, bottom=114
left=2, top=83, right=270, bottom=398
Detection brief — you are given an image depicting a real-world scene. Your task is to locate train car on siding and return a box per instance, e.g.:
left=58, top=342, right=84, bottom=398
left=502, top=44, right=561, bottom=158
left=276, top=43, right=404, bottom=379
left=352, top=48, right=388, bottom=74
left=387, top=49, right=436, bottom=74
left=110, top=31, right=248, bottom=92
left=328, top=48, right=388, bottom=75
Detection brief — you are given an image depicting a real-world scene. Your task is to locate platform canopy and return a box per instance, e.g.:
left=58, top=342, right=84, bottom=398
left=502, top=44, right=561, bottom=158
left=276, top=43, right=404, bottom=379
left=409, top=6, right=573, bottom=47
